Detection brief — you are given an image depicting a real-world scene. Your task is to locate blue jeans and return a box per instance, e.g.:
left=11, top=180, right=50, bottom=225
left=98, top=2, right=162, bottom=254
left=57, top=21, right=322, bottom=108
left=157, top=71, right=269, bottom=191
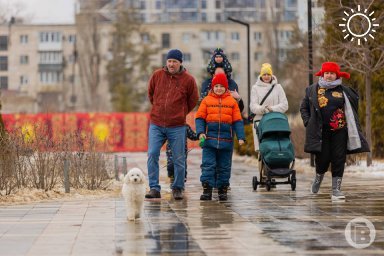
left=147, top=124, right=186, bottom=192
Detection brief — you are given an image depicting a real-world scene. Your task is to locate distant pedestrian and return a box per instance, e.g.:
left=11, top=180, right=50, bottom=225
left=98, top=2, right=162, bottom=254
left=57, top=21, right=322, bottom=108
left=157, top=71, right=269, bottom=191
left=196, top=73, right=245, bottom=201
left=300, top=62, right=369, bottom=201
left=146, top=49, right=199, bottom=200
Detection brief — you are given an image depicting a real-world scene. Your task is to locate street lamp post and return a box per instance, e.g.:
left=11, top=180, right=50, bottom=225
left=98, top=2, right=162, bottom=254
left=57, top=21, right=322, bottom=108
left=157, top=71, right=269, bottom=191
left=228, top=17, right=251, bottom=116
left=307, top=0, right=315, bottom=167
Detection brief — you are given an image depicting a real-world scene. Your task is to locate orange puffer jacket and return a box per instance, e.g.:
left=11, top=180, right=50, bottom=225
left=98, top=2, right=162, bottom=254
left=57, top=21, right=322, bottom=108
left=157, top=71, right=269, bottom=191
left=195, top=91, right=245, bottom=150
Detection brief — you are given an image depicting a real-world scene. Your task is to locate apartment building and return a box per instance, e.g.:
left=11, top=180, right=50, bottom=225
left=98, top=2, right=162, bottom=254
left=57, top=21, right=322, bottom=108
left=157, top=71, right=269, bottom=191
left=0, top=24, right=78, bottom=113
left=1, top=0, right=321, bottom=114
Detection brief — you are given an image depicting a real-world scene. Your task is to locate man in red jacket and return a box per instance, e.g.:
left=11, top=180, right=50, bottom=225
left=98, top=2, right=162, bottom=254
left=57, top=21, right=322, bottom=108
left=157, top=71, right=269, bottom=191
left=146, top=49, right=199, bottom=200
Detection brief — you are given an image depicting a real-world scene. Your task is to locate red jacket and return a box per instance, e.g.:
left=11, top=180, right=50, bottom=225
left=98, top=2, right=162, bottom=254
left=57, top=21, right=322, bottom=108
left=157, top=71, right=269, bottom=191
left=148, top=67, right=198, bottom=127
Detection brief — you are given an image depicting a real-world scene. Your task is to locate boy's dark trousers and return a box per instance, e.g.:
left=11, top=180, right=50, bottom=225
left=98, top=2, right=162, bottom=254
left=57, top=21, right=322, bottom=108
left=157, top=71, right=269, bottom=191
left=200, top=147, right=231, bottom=189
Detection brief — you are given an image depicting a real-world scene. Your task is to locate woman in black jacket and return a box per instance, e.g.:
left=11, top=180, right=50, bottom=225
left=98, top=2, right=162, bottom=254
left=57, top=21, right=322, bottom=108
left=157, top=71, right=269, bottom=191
left=300, top=62, right=369, bottom=201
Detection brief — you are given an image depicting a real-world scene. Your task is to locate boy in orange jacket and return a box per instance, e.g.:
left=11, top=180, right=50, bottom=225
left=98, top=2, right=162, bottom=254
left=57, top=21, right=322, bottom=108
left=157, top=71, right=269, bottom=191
left=195, top=73, right=245, bottom=201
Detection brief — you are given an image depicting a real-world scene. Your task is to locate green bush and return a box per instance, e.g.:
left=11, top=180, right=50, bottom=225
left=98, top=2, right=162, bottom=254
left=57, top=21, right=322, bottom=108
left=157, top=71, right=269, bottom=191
left=234, top=124, right=258, bottom=157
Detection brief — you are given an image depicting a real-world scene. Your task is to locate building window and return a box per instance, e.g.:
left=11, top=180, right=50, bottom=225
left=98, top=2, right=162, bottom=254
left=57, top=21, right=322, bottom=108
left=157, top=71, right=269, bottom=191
left=254, top=52, right=263, bottom=61
left=231, top=32, right=240, bottom=41
left=215, top=0, right=221, bottom=8
left=0, top=76, right=7, bottom=90
left=182, top=33, right=191, bottom=43
left=39, top=51, right=62, bottom=64
left=68, top=35, right=76, bottom=43
left=155, top=0, right=161, bottom=9
left=20, top=75, right=29, bottom=85
left=231, top=52, right=240, bottom=61
left=0, top=36, right=8, bottom=51
left=0, top=56, right=8, bottom=71
left=39, top=32, right=62, bottom=43
left=279, top=49, right=287, bottom=60
left=161, top=33, right=170, bottom=48
left=20, top=55, right=29, bottom=65
left=201, top=0, right=207, bottom=9
left=287, top=0, right=297, bottom=7
left=203, top=49, right=211, bottom=60
left=284, top=11, right=296, bottom=21
left=140, top=0, right=145, bottom=9
left=40, top=71, right=62, bottom=84
left=260, top=0, right=266, bottom=8
left=216, top=13, right=221, bottom=22
left=20, top=35, right=28, bottom=44
left=202, top=12, right=207, bottom=22
left=183, top=53, right=191, bottom=62
left=254, top=32, right=262, bottom=42
left=279, top=30, right=293, bottom=40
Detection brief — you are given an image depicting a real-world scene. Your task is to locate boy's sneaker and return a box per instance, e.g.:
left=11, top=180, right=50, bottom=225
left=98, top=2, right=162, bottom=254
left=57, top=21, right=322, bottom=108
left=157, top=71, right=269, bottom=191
left=310, top=173, right=324, bottom=194
left=145, top=189, right=161, bottom=199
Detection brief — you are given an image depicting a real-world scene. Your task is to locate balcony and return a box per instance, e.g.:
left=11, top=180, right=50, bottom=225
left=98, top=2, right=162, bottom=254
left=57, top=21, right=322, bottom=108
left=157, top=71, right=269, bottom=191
left=38, top=41, right=62, bottom=51
left=38, top=63, right=65, bottom=72
left=37, top=84, right=63, bottom=93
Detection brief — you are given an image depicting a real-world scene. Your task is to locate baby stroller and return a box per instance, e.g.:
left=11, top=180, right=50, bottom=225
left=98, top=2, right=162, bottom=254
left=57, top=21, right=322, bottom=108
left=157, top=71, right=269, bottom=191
left=252, top=112, right=296, bottom=191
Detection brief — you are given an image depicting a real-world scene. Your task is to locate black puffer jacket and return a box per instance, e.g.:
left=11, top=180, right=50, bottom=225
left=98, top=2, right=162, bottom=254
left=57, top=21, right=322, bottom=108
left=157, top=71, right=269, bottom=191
left=299, top=83, right=369, bottom=154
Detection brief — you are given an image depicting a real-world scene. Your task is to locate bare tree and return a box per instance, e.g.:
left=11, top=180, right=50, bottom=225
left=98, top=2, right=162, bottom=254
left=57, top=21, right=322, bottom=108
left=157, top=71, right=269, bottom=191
left=75, top=2, right=102, bottom=111
left=106, top=7, right=158, bottom=112
left=322, top=0, right=384, bottom=166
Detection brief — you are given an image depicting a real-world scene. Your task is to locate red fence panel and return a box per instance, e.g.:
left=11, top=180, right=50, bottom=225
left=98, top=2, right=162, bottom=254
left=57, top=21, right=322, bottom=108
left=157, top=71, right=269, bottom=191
left=2, top=112, right=198, bottom=152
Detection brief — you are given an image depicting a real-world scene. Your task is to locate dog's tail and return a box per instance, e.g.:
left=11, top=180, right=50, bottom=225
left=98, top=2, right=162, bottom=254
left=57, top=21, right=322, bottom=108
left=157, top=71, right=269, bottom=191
left=118, top=173, right=125, bottom=181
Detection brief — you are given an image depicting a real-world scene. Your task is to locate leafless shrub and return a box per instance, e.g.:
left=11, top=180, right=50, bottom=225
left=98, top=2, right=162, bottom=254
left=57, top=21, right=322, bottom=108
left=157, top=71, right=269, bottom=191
left=22, top=124, right=62, bottom=191
left=0, top=136, right=18, bottom=195
left=0, top=124, right=113, bottom=196
left=58, top=132, right=113, bottom=190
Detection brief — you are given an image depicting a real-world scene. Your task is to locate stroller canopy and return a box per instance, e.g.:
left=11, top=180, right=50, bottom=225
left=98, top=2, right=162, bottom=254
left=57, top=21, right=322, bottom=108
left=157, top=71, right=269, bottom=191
left=258, top=112, right=291, bottom=140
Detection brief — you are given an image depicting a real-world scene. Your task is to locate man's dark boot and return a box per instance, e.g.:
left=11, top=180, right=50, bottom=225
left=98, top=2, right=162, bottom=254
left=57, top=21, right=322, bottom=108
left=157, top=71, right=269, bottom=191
left=200, top=182, right=212, bottom=201
left=218, top=186, right=228, bottom=201
left=145, top=189, right=161, bottom=199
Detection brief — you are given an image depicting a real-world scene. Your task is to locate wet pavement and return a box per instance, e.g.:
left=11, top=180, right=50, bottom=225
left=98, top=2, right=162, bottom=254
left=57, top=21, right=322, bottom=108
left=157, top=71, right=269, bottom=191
left=0, top=150, right=383, bottom=255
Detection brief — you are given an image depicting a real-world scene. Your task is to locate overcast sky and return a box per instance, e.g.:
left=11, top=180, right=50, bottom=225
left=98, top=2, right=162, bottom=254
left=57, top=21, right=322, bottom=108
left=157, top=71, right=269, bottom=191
left=16, top=0, right=75, bottom=24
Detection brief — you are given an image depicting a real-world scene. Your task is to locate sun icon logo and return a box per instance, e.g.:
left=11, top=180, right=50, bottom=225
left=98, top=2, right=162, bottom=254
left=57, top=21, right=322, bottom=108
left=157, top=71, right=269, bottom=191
left=338, top=5, right=379, bottom=45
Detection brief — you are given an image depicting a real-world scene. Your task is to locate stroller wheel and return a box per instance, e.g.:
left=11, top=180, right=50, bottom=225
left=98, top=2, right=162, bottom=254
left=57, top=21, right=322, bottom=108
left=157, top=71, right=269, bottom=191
left=252, top=176, right=258, bottom=191
left=266, top=180, right=271, bottom=191
left=291, top=177, right=296, bottom=191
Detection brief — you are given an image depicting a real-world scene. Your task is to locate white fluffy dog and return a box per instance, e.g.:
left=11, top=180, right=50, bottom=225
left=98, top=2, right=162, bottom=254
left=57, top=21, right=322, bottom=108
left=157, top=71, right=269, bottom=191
left=122, top=167, right=146, bottom=221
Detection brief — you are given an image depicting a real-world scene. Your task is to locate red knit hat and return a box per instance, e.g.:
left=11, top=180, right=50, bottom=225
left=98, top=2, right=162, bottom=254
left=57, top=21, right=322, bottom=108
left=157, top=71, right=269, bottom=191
left=315, top=62, right=350, bottom=79
left=211, top=73, right=228, bottom=89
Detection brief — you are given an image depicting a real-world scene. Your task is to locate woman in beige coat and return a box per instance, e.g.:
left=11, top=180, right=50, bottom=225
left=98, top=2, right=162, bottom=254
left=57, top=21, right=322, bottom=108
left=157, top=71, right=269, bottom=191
left=249, top=63, right=288, bottom=151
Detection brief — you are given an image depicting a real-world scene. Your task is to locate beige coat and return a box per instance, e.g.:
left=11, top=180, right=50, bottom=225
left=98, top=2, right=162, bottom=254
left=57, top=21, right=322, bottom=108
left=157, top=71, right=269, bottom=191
left=249, top=76, right=288, bottom=151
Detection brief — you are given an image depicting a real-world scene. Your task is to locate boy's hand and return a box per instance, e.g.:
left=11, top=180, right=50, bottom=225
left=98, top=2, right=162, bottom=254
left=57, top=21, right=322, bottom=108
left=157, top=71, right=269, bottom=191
left=199, top=134, right=206, bottom=147
left=238, top=140, right=245, bottom=146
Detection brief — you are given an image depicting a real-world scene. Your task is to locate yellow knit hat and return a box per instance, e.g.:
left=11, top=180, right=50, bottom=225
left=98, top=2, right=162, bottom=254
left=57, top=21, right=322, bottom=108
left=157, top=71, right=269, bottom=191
left=260, top=63, right=273, bottom=76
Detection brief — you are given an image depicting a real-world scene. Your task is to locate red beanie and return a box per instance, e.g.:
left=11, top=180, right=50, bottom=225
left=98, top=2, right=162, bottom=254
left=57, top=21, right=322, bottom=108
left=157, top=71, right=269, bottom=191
left=315, top=62, right=350, bottom=79
left=211, top=73, right=228, bottom=89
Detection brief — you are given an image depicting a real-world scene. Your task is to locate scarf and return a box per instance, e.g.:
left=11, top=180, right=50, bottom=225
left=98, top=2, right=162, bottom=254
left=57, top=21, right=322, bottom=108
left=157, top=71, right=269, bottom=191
left=318, top=77, right=342, bottom=89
